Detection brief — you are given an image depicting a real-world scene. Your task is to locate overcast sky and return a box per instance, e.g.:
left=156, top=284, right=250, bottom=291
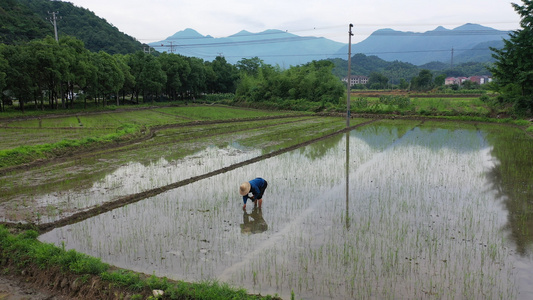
left=65, top=0, right=521, bottom=43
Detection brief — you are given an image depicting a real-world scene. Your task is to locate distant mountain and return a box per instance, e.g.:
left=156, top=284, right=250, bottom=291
left=151, top=24, right=508, bottom=66
left=336, top=23, right=510, bottom=65
left=149, top=28, right=345, bottom=66
left=1, top=0, right=146, bottom=54
left=453, top=39, right=504, bottom=63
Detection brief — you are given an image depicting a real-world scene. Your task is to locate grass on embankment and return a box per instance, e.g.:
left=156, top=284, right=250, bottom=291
left=0, top=124, right=142, bottom=168
left=0, top=226, right=279, bottom=300
left=0, top=105, right=298, bottom=169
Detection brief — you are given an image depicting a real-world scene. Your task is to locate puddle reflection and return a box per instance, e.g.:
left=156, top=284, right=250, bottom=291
left=241, top=208, right=268, bottom=235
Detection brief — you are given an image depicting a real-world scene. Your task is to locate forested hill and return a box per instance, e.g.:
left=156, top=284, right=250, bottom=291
left=335, top=24, right=509, bottom=65
left=0, top=0, right=146, bottom=54
left=329, top=53, right=492, bottom=83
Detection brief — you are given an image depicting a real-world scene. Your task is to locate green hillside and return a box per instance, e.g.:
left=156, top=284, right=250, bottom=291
left=1, top=0, right=146, bottom=54
left=329, top=53, right=492, bottom=83
left=0, top=0, right=52, bottom=44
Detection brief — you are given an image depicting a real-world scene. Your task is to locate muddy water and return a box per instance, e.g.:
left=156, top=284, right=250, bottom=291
left=39, top=120, right=533, bottom=299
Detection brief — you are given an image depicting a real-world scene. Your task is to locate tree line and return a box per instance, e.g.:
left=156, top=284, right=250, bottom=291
left=0, top=36, right=345, bottom=112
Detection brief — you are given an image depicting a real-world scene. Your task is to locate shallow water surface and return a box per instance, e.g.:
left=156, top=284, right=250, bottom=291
left=0, top=116, right=345, bottom=224
left=39, top=121, right=533, bottom=299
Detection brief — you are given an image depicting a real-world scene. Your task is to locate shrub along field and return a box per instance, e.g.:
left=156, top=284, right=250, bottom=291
left=350, top=94, right=509, bottom=117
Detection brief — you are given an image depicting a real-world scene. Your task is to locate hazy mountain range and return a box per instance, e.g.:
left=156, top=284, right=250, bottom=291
left=149, top=28, right=345, bottom=67
left=336, top=23, right=508, bottom=65
left=149, top=24, right=509, bottom=66
left=2, top=0, right=510, bottom=67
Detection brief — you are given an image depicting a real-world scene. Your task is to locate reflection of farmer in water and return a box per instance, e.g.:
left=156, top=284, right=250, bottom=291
left=239, top=177, right=268, bottom=211
left=240, top=207, right=268, bottom=234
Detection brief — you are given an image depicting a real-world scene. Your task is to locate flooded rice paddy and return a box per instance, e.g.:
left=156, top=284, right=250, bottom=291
left=0, top=115, right=344, bottom=223
left=4, top=117, right=533, bottom=299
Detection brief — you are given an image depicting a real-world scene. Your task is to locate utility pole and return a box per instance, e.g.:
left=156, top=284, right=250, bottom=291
left=48, top=11, right=60, bottom=42
left=346, top=24, right=353, bottom=127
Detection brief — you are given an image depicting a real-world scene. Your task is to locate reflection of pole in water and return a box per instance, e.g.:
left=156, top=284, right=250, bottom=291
left=345, top=132, right=350, bottom=230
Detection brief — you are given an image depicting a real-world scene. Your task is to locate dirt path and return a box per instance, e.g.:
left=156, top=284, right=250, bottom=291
left=0, top=275, right=66, bottom=300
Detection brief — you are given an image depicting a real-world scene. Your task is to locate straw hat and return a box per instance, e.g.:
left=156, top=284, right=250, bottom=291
left=239, top=182, right=251, bottom=196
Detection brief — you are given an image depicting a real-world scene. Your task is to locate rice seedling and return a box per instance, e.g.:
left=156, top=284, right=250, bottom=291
left=4, top=117, right=529, bottom=299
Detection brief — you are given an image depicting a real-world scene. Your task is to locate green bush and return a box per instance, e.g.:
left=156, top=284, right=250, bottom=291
left=100, top=270, right=145, bottom=290
left=377, top=95, right=411, bottom=109
left=202, top=93, right=235, bottom=102
left=479, top=95, right=490, bottom=102
left=353, top=97, right=368, bottom=109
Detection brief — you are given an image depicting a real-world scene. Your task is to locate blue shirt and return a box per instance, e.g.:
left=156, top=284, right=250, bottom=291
left=243, top=177, right=267, bottom=204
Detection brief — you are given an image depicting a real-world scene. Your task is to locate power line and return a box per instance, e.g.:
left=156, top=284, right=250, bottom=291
left=184, top=47, right=497, bottom=61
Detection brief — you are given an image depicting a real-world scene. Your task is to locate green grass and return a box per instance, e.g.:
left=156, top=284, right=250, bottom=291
left=0, top=105, right=296, bottom=169
left=154, top=106, right=293, bottom=120
left=0, top=124, right=141, bottom=168
left=350, top=96, right=494, bottom=116
left=0, top=128, right=113, bottom=150
left=0, top=226, right=277, bottom=300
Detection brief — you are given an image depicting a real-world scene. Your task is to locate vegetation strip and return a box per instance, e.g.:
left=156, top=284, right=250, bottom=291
left=1, top=119, right=379, bottom=233
left=0, top=226, right=280, bottom=300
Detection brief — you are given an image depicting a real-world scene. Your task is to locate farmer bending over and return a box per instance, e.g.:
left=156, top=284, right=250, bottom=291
left=239, top=177, right=268, bottom=210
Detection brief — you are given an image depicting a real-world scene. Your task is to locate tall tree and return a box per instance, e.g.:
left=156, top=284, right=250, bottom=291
left=236, top=57, right=264, bottom=76
left=0, top=51, right=5, bottom=112
left=2, top=43, right=36, bottom=112
left=138, top=54, right=166, bottom=104
left=206, top=56, right=239, bottom=93
left=490, top=0, right=533, bottom=116
left=92, top=51, right=124, bottom=106
left=410, top=69, right=434, bottom=91
left=184, top=57, right=206, bottom=99
left=127, top=51, right=166, bottom=103
left=158, top=53, right=190, bottom=101
left=115, top=54, right=135, bottom=105
left=0, top=50, right=6, bottom=94
left=59, top=36, right=93, bottom=108
left=367, top=72, right=389, bottom=89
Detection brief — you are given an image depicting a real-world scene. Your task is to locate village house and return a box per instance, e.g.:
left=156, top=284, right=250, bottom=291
left=342, top=75, right=369, bottom=86
left=445, top=76, right=492, bottom=85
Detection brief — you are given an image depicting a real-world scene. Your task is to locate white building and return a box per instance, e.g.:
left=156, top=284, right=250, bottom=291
left=342, top=75, right=369, bottom=86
